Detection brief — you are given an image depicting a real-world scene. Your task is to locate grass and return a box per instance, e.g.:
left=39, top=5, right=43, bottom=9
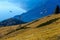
left=0, top=14, right=60, bottom=40
left=37, top=18, right=60, bottom=27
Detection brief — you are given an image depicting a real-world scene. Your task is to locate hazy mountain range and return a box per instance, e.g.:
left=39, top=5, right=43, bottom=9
left=0, top=0, right=60, bottom=26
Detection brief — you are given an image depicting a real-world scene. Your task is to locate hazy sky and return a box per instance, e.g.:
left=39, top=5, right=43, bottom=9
left=7, top=0, right=48, bottom=10
left=0, top=1, right=26, bottom=21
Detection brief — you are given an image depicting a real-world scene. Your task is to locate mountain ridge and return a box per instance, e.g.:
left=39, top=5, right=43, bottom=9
left=0, top=13, right=60, bottom=40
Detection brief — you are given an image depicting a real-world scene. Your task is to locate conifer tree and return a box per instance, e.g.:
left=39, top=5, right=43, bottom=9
left=55, top=5, right=60, bottom=14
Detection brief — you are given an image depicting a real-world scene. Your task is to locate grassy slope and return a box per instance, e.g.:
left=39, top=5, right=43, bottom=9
left=0, top=14, right=60, bottom=40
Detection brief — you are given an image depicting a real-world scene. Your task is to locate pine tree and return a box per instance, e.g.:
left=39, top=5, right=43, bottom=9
left=55, top=5, right=60, bottom=14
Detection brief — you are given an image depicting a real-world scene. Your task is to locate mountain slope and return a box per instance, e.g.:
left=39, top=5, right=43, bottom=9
left=0, top=18, right=26, bottom=26
left=3, top=21, right=60, bottom=40
left=0, top=14, right=60, bottom=40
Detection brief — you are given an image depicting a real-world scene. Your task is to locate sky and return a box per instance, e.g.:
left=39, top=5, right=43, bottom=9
left=0, top=0, right=47, bottom=10
left=8, top=0, right=48, bottom=10
left=0, top=1, right=26, bottom=21
left=58, top=0, right=60, bottom=6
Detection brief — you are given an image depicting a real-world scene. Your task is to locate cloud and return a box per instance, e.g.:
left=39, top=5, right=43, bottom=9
left=7, top=0, right=49, bottom=10
left=0, top=1, right=26, bottom=21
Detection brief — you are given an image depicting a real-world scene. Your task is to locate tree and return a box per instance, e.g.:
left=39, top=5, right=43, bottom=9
left=55, top=5, right=60, bottom=14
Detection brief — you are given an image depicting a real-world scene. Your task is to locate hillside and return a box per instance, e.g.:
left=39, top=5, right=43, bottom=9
left=0, top=18, right=26, bottom=26
left=0, top=14, right=60, bottom=40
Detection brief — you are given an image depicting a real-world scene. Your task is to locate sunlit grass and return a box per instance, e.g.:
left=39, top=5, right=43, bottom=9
left=0, top=14, right=60, bottom=40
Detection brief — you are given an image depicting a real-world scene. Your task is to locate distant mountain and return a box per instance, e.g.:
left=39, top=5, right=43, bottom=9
left=0, top=18, right=26, bottom=26
left=0, top=0, right=58, bottom=26
left=14, top=0, right=57, bottom=22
